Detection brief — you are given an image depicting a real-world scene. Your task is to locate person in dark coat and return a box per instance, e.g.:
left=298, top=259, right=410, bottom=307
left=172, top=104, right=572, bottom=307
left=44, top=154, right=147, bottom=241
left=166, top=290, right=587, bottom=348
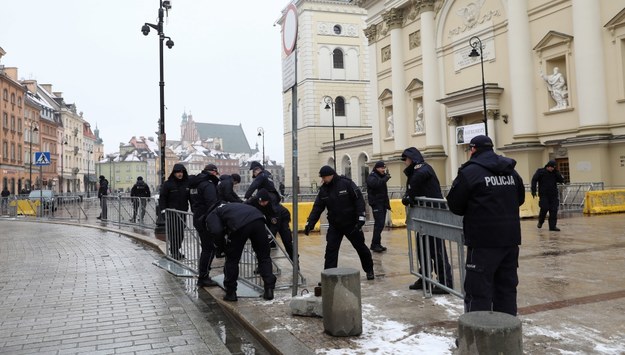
left=366, top=160, right=391, bottom=252
left=246, top=189, right=294, bottom=261
left=531, top=160, right=565, bottom=231
left=97, top=175, right=109, bottom=219
left=159, top=163, right=190, bottom=260
left=1, top=186, right=10, bottom=213
left=130, top=176, right=151, bottom=223
left=244, top=161, right=280, bottom=206
left=304, top=165, right=375, bottom=280
left=218, top=173, right=243, bottom=203
left=204, top=202, right=277, bottom=301
left=401, top=147, right=453, bottom=294
left=446, top=135, right=525, bottom=316
left=189, top=164, right=221, bottom=287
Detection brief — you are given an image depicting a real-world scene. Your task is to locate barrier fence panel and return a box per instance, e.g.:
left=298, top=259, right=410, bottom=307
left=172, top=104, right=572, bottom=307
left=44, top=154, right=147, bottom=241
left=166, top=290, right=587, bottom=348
left=407, top=197, right=465, bottom=299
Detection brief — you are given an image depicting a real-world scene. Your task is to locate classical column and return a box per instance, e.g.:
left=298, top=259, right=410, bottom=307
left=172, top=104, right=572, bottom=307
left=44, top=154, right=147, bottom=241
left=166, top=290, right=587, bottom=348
left=572, top=0, right=609, bottom=134
left=418, top=1, right=444, bottom=152
left=365, top=25, right=381, bottom=155
left=506, top=0, right=539, bottom=142
left=384, top=8, right=408, bottom=150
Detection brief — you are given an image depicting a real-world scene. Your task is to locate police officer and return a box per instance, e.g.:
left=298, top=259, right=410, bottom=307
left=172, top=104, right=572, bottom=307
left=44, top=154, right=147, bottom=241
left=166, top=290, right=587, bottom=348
left=205, top=202, right=277, bottom=301
left=531, top=160, right=565, bottom=231
left=244, top=161, right=281, bottom=205
left=159, top=163, right=190, bottom=260
left=130, top=176, right=151, bottom=223
left=446, top=135, right=525, bottom=316
left=366, top=160, right=391, bottom=252
left=97, top=175, right=109, bottom=220
left=218, top=173, right=243, bottom=203
left=401, top=147, right=453, bottom=293
left=189, top=164, right=221, bottom=287
left=304, top=165, right=375, bottom=280
left=246, top=189, right=294, bottom=261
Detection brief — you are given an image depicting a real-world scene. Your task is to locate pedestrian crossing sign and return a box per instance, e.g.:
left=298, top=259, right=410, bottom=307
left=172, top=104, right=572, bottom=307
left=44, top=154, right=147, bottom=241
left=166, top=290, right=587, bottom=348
left=34, top=152, right=51, bottom=166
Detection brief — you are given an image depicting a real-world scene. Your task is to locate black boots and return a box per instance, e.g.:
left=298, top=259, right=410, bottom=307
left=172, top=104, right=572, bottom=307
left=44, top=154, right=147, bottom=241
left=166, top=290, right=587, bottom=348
left=263, top=286, right=274, bottom=300
left=197, top=275, right=218, bottom=287
left=223, top=290, right=238, bottom=302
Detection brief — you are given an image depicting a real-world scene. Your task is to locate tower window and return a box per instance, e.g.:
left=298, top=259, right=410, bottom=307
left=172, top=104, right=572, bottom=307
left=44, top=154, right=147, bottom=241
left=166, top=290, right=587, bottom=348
left=333, top=48, right=344, bottom=69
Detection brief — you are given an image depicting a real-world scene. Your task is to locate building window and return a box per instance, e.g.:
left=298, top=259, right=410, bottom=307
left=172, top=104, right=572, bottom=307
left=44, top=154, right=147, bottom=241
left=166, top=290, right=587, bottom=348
left=10, top=143, right=15, bottom=161
left=333, top=48, right=344, bottom=69
left=2, top=89, right=7, bottom=101
left=10, top=115, right=15, bottom=132
left=17, top=118, right=22, bottom=132
left=18, top=144, right=22, bottom=162
left=17, top=97, right=22, bottom=107
left=10, top=93, right=15, bottom=104
left=2, top=112, right=7, bottom=128
left=2, top=141, right=7, bottom=160
left=335, top=96, right=346, bottom=116
left=333, top=25, right=342, bottom=35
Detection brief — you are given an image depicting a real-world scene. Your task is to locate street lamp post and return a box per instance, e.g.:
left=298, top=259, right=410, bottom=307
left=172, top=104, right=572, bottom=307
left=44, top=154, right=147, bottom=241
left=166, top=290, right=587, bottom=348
left=257, top=127, right=265, bottom=166
left=323, top=96, right=337, bottom=168
left=29, top=125, right=38, bottom=190
left=142, top=0, right=174, bottom=188
left=59, top=140, right=67, bottom=194
left=86, top=150, right=93, bottom=198
left=469, top=36, right=488, bottom=137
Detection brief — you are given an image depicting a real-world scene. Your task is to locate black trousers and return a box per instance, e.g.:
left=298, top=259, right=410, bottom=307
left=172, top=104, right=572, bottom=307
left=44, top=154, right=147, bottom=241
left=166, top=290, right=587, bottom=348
left=324, top=224, right=374, bottom=274
left=193, top=219, right=215, bottom=277
left=132, top=198, right=147, bottom=222
left=223, top=219, right=277, bottom=292
left=464, top=246, right=519, bottom=316
left=167, top=213, right=186, bottom=256
left=268, top=204, right=294, bottom=260
left=416, top=233, right=453, bottom=287
left=370, top=204, right=387, bottom=247
left=538, top=195, right=559, bottom=229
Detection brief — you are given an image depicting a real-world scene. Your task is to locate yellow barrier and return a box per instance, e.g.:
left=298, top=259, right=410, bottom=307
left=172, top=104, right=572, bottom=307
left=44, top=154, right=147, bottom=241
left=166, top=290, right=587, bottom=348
left=10, top=200, right=36, bottom=216
left=283, top=202, right=320, bottom=232
left=583, top=189, right=625, bottom=214
left=519, top=192, right=540, bottom=218
left=389, top=199, right=407, bottom=227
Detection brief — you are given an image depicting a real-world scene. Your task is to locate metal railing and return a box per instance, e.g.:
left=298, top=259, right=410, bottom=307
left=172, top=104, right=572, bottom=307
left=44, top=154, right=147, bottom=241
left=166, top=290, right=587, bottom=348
left=406, top=197, right=465, bottom=299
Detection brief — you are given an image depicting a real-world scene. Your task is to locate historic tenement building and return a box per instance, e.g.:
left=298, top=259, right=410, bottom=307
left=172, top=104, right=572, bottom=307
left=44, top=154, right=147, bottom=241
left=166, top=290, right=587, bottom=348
left=352, top=0, right=625, bottom=187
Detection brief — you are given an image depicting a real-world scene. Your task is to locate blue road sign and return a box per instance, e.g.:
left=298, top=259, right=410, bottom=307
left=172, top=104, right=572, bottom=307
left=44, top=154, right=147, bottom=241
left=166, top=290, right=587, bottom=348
left=34, top=152, right=51, bottom=166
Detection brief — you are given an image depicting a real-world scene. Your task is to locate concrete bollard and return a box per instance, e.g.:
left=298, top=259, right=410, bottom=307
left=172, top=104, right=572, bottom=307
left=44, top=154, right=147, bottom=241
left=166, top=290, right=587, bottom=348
left=321, top=267, right=362, bottom=336
left=457, top=311, right=523, bottom=354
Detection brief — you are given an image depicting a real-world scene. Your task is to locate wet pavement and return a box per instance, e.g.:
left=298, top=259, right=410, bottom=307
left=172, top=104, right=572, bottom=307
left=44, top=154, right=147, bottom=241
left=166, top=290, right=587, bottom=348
left=2, top=212, right=625, bottom=354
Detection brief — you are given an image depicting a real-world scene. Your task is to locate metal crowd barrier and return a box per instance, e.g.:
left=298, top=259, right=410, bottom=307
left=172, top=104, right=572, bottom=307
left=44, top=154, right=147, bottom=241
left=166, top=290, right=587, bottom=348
left=102, top=195, right=158, bottom=227
left=406, top=196, right=465, bottom=299
left=163, top=208, right=305, bottom=292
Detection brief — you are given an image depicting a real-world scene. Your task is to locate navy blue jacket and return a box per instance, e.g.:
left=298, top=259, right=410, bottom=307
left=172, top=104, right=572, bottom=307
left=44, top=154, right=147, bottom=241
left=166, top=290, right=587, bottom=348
left=446, top=150, right=525, bottom=247
left=158, top=163, right=190, bottom=212
left=402, top=147, right=443, bottom=201
left=188, top=171, right=220, bottom=217
left=307, top=175, right=365, bottom=229
left=218, top=175, right=243, bottom=203
left=244, top=170, right=280, bottom=204
left=531, top=167, right=564, bottom=197
left=366, top=170, right=390, bottom=209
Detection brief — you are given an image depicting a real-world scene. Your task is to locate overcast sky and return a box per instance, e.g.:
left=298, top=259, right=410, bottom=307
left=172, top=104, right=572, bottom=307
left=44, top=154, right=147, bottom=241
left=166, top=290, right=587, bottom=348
left=1, top=0, right=287, bottom=163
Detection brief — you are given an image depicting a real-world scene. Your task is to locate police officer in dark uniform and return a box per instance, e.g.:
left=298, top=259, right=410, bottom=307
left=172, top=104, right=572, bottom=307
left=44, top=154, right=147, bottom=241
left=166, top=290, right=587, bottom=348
left=189, top=164, right=221, bottom=287
left=130, top=176, right=151, bottom=223
left=158, top=163, right=190, bottom=260
left=246, top=189, right=294, bottom=261
left=304, top=165, right=375, bottom=280
left=531, top=160, right=565, bottom=231
left=244, top=161, right=281, bottom=206
left=446, top=135, right=525, bottom=316
left=218, top=173, right=243, bottom=203
left=97, top=175, right=109, bottom=219
left=401, top=147, right=453, bottom=293
left=366, top=160, right=391, bottom=252
left=204, top=202, right=277, bottom=301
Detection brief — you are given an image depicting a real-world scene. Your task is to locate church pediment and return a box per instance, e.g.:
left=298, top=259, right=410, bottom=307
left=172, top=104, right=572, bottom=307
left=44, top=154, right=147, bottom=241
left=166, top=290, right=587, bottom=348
left=378, top=88, right=392, bottom=101
left=405, top=78, right=423, bottom=92
left=605, top=7, right=625, bottom=29
left=437, top=83, right=504, bottom=118
left=533, top=31, right=573, bottom=53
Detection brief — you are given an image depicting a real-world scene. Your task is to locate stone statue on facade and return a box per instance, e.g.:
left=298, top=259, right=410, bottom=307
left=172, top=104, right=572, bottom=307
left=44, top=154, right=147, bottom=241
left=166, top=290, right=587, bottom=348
left=415, top=103, right=424, bottom=133
left=387, top=111, right=394, bottom=137
left=540, top=67, right=569, bottom=111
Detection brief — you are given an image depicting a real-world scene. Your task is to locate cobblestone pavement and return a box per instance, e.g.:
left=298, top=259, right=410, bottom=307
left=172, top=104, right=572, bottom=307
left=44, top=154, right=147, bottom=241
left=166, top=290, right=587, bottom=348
left=0, top=221, right=231, bottom=355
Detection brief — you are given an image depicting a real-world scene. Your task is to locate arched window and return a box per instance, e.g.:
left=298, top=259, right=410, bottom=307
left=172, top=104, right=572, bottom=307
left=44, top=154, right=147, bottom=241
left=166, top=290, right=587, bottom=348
left=333, top=48, right=344, bottom=69
left=335, top=96, right=346, bottom=116
left=2, top=89, right=7, bottom=101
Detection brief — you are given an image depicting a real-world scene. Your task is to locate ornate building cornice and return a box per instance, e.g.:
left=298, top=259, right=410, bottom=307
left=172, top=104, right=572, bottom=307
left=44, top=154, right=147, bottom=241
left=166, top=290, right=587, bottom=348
left=364, top=24, right=378, bottom=43
left=383, top=8, right=404, bottom=30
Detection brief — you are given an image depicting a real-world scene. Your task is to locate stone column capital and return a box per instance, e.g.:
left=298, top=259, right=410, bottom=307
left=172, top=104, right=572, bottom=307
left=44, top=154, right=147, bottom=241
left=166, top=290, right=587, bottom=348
left=383, top=8, right=404, bottom=30
left=364, top=25, right=378, bottom=43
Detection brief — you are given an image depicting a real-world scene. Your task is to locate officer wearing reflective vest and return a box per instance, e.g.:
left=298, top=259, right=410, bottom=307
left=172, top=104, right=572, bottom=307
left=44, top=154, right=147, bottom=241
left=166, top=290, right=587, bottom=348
left=446, top=135, right=525, bottom=316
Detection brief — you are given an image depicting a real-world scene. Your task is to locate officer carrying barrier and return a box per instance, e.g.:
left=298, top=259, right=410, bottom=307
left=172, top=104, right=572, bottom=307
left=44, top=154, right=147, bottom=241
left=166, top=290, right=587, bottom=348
left=406, top=196, right=465, bottom=298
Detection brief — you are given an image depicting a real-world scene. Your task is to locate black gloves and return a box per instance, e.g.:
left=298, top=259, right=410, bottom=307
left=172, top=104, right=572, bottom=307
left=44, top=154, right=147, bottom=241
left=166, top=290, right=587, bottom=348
left=531, top=192, right=536, bottom=198
left=304, top=223, right=312, bottom=236
left=356, top=216, right=366, bottom=230
left=401, top=195, right=412, bottom=206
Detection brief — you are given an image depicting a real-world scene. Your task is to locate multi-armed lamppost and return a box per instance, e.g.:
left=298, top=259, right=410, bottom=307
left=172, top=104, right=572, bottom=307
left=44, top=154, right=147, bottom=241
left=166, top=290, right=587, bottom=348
left=29, top=125, right=39, bottom=190
left=323, top=96, right=337, bottom=168
left=141, top=0, right=174, bottom=188
left=469, top=36, right=488, bottom=137
left=257, top=127, right=265, bottom=166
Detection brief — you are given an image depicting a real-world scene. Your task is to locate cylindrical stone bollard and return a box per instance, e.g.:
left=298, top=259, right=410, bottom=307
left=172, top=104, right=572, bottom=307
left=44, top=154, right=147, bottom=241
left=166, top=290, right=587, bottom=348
left=458, top=311, right=523, bottom=354
left=321, top=267, right=362, bottom=336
